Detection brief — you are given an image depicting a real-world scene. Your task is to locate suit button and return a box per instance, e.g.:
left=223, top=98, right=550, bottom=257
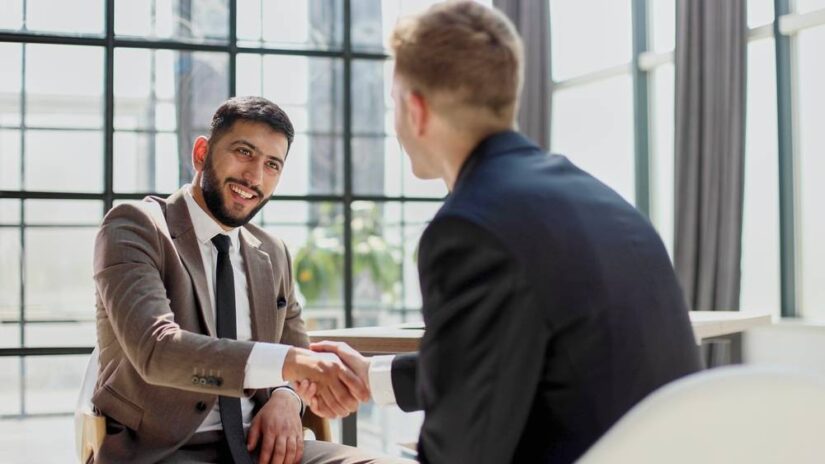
left=191, top=376, right=199, bottom=384
left=196, top=401, right=207, bottom=412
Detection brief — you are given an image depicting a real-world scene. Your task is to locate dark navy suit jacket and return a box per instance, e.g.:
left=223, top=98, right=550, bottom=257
left=390, top=131, right=701, bottom=463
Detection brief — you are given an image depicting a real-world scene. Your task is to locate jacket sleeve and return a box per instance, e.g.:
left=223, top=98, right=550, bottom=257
left=94, top=204, right=255, bottom=397
left=412, top=216, right=548, bottom=464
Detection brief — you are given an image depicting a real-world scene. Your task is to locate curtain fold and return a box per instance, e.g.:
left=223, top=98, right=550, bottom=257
left=493, top=0, right=552, bottom=150
left=674, top=0, right=747, bottom=314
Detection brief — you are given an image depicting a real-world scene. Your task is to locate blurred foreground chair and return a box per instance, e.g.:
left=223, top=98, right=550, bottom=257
left=578, top=365, right=825, bottom=463
left=75, top=346, right=330, bottom=463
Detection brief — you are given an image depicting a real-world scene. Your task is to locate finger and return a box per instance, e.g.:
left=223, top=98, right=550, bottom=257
left=295, top=434, right=304, bottom=464
left=320, top=386, right=349, bottom=417
left=339, top=366, right=370, bottom=402
left=259, top=433, right=274, bottom=464
left=247, top=416, right=261, bottom=451
left=309, top=341, right=343, bottom=353
left=272, top=435, right=287, bottom=464
left=327, top=378, right=358, bottom=414
left=306, top=382, right=318, bottom=401
left=294, top=380, right=310, bottom=400
left=283, top=435, right=297, bottom=464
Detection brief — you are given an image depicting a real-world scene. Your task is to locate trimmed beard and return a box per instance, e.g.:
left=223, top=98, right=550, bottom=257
left=200, top=152, right=269, bottom=228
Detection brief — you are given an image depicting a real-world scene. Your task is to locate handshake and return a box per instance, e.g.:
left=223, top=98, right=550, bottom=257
left=282, top=341, right=373, bottom=418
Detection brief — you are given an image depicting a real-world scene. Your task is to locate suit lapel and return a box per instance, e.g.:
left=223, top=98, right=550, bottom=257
left=165, top=190, right=217, bottom=337
left=240, top=228, right=277, bottom=343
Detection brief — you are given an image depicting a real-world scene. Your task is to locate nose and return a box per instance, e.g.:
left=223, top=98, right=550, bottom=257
left=243, top=159, right=264, bottom=187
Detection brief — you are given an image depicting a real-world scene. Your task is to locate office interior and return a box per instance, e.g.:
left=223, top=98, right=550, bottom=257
left=0, top=0, right=824, bottom=461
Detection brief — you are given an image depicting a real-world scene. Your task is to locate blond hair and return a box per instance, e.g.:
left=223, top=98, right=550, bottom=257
left=390, top=1, right=524, bottom=130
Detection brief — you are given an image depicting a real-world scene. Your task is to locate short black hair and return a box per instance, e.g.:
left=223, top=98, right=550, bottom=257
left=209, top=96, right=295, bottom=151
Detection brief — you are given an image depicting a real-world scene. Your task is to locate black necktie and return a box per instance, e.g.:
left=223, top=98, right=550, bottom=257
left=211, top=234, right=253, bottom=464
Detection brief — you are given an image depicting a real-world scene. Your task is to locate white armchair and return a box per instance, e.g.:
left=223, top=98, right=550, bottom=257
left=578, top=366, right=825, bottom=463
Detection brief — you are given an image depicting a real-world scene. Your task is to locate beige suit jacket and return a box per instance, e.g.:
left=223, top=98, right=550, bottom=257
left=92, top=188, right=309, bottom=463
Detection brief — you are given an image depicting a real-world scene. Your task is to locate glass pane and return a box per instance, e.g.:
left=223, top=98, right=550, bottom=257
left=114, top=132, right=181, bottom=194
left=0, top=129, right=21, bottom=190
left=0, top=200, right=21, bottom=225
left=26, top=322, right=96, bottom=348
left=352, top=136, right=446, bottom=198
left=24, top=355, right=88, bottom=414
left=796, top=0, right=825, bottom=14
left=550, top=0, right=632, bottom=80
left=0, top=0, right=23, bottom=31
left=276, top=134, right=343, bottom=196
left=350, top=0, right=441, bottom=52
left=236, top=54, right=343, bottom=135
left=24, top=228, right=96, bottom=323
left=748, top=0, right=775, bottom=28
left=114, top=49, right=229, bottom=192
left=650, top=0, right=675, bottom=52
left=797, top=26, right=825, bottom=320
left=24, top=44, right=104, bottom=129
left=260, top=201, right=345, bottom=330
left=551, top=74, right=635, bottom=204
left=0, top=229, right=21, bottom=326
left=24, top=200, right=103, bottom=225
left=237, top=0, right=343, bottom=50
left=650, top=63, right=675, bottom=256
left=115, top=0, right=229, bottom=43
left=352, top=60, right=392, bottom=136
left=25, top=0, right=104, bottom=35
left=24, top=130, right=103, bottom=192
left=351, top=200, right=437, bottom=327
left=0, top=43, right=22, bottom=126
left=0, top=358, right=21, bottom=415
left=740, top=38, right=780, bottom=314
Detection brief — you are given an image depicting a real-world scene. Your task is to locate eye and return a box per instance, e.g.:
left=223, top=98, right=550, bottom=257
left=238, top=147, right=252, bottom=157
left=267, top=160, right=282, bottom=171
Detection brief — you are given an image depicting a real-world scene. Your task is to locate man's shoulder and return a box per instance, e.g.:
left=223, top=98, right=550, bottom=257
left=101, top=197, right=168, bottom=230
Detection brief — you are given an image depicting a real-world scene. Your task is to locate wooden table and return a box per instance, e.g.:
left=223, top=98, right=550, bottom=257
left=310, top=311, right=772, bottom=354
left=310, top=310, right=771, bottom=446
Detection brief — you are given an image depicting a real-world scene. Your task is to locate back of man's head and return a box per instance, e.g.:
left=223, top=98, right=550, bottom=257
left=390, top=1, right=523, bottom=132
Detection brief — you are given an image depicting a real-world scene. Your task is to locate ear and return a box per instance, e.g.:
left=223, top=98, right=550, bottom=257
left=192, top=136, right=209, bottom=173
left=406, top=91, right=428, bottom=137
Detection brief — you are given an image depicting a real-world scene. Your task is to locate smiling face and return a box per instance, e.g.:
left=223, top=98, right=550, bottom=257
left=193, top=120, right=288, bottom=228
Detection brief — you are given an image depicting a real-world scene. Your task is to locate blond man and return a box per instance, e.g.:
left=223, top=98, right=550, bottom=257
left=308, top=2, right=701, bottom=463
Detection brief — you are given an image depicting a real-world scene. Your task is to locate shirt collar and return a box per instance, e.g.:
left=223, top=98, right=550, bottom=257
left=183, top=184, right=241, bottom=251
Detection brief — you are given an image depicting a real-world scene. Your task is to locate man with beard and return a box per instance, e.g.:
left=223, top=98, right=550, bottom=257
left=92, top=96, right=412, bottom=464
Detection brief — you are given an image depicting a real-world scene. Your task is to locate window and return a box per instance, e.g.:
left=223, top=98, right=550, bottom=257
left=550, top=0, right=636, bottom=205
left=0, top=5, right=454, bottom=451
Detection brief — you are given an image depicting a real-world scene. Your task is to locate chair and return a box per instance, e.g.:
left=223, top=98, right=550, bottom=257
left=577, top=365, right=825, bottom=463
left=75, top=347, right=330, bottom=464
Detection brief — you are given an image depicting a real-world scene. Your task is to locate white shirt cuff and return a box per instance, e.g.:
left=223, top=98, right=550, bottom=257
left=368, top=355, right=397, bottom=406
left=244, top=343, right=290, bottom=389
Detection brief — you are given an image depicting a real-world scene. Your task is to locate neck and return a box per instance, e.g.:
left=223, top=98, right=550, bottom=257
left=438, top=126, right=511, bottom=191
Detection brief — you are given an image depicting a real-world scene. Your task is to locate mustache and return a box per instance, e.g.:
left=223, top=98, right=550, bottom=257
left=225, top=178, right=264, bottom=198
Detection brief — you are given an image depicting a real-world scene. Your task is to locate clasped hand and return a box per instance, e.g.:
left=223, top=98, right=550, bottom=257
left=284, top=342, right=372, bottom=419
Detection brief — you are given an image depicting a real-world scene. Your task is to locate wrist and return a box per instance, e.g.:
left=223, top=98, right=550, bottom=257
left=271, top=387, right=303, bottom=415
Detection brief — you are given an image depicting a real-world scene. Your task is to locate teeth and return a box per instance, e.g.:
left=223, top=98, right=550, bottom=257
left=230, top=185, right=254, bottom=199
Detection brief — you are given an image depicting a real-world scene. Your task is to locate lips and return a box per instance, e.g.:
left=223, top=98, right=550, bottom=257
left=228, top=183, right=257, bottom=201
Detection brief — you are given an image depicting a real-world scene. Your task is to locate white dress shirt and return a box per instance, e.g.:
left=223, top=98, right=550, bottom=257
left=183, top=185, right=294, bottom=432
left=368, top=355, right=398, bottom=406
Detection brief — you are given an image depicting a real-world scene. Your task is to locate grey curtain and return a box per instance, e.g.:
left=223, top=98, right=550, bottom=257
left=493, top=0, right=551, bottom=150
left=674, top=0, right=747, bottom=314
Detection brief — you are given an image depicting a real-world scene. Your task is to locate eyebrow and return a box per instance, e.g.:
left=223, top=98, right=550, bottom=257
left=230, top=139, right=285, bottom=166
